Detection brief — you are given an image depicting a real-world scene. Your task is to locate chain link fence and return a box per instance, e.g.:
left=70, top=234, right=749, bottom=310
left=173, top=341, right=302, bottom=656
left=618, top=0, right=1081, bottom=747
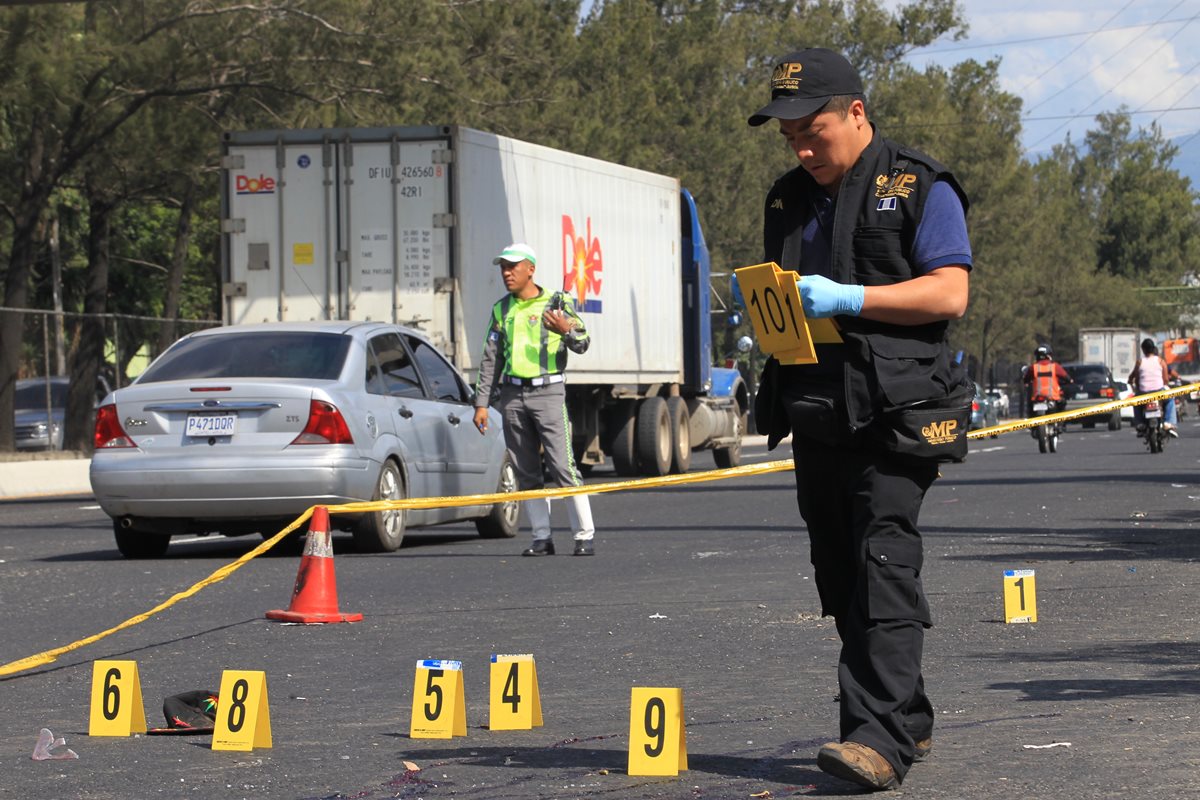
left=3, top=307, right=221, bottom=453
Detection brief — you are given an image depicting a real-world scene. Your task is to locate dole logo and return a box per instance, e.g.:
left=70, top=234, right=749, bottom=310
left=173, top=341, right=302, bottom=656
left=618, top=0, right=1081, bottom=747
left=561, top=215, right=602, bottom=313
left=236, top=173, right=276, bottom=195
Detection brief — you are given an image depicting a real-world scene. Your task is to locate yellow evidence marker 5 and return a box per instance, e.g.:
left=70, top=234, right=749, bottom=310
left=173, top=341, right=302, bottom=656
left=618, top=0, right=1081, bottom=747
left=410, top=659, right=466, bottom=739
left=1004, top=569, right=1038, bottom=624
left=489, top=653, right=543, bottom=731
left=88, top=660, right=147, bottom=736
left=211, top=670, right=273, bottom=751
left=627, top=687, right=688, bottom=776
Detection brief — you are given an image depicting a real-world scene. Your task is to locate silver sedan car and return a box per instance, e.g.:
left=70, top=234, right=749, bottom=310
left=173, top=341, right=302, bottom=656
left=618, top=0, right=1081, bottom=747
left=90, top=321, right=518, bottom=558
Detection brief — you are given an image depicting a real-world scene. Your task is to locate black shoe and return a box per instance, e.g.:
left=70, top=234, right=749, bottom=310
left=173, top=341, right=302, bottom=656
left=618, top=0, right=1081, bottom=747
left=522, top=539, right=554, bottom=557
left=573, top=540, right=594, bottom=556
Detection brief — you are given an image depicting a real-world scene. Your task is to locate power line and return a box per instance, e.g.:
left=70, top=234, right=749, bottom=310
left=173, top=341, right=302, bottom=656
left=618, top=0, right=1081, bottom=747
left=911, top=16, right=1200, bottom=55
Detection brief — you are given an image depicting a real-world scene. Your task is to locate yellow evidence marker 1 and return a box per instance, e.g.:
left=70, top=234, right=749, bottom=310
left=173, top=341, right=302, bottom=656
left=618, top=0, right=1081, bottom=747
left=88, top=660, right=148, bottom=736
left=410, top=659, right=467, bottom=739
left=1003, top=569, right=1038, bottom=623
left=489, top=653, right=543, bottom=731
left=211, top=670, right=273, bottom=751
left=627, top=687, right=688, bottom=776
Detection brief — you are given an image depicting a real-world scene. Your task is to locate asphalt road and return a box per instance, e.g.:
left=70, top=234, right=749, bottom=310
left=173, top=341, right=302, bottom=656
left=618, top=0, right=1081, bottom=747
left=1, top=422, right=1198, bottom=799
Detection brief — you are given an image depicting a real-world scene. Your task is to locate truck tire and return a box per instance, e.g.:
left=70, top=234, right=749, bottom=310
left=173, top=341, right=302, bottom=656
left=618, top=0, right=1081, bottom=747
left=475, top=457, right=520, bottom=539
left=637, top=396, right=671, bottom=477
left=666, top=396, right=691, bottom=474
left=353, top=459, right=406, bottom=552
left=610, top=400, right=639, bottom=477
left=713, top=406, right=747, bottom=469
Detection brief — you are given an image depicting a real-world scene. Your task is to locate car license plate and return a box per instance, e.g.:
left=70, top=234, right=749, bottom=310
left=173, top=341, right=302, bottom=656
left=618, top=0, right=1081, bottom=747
left=185, top=413, right=237, bottom=437
left=1074, top=392, right=1088, bottom=400
left=1032, top=402, right=1049, bottom=413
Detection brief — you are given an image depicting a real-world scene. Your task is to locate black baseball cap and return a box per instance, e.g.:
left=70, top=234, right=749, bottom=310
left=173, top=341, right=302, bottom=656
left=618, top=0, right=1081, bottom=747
left=748, top=48, right=864, bottom=127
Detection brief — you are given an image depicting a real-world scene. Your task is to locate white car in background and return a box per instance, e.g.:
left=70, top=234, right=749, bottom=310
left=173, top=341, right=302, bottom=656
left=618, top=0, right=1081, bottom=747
left=985, top=388, right=1010, bottom=418
left=1113, top=380, right=1135, bottom=422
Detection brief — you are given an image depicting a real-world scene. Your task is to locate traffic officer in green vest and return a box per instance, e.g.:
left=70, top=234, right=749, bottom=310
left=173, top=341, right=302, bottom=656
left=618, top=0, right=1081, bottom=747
left=472, top=242, right=597, bottom=556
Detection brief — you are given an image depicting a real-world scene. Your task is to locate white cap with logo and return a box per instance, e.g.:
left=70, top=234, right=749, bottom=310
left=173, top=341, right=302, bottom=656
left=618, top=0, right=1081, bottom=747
left=492, top=242, right=537, bottom=266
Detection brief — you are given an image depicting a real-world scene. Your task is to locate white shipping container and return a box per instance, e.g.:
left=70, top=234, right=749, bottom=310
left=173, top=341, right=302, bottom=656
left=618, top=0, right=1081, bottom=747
left=222, top=126, right=683, bottom=386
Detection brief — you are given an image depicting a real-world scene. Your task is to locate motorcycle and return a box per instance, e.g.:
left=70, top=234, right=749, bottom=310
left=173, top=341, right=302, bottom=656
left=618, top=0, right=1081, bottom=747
left=1030, top=398, right=1060, bottom=454
left=1137, top=399, right=1168, bottom=453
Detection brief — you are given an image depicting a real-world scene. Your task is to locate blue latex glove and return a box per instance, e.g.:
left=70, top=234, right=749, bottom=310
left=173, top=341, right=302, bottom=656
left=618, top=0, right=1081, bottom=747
left=798, top=274, right=865, bottom=318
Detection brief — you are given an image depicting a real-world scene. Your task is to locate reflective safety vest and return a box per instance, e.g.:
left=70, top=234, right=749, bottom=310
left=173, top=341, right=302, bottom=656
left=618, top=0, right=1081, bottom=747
left=1031, top=360, right=1062, bottom=401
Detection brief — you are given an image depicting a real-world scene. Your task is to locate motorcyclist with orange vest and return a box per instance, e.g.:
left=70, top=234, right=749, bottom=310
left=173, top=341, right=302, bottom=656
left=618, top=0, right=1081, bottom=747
left=1023, top=344, right=1068, bottom=417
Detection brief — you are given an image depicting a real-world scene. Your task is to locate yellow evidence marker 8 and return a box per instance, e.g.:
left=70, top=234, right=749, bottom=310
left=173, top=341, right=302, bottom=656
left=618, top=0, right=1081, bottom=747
left=627, top=687, right=688, bottom=776
left=88, top=660, right=148, bottom=736
left=211, top=670, right=273, bottom=751
left=409, top=659, right=466, bottom=739
left=1003, top=569, right=1038, bottom=624
left=489, top=653, right=543, bottom=731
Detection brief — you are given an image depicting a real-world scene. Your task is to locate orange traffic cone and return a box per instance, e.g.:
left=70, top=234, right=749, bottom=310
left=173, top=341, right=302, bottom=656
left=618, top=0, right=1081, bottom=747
left=266, top=507, right=363, bottom=624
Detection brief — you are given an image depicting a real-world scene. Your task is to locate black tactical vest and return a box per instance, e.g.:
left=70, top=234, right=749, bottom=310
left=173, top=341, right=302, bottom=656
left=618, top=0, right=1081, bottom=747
left=756, top=129, right=974, bottom=461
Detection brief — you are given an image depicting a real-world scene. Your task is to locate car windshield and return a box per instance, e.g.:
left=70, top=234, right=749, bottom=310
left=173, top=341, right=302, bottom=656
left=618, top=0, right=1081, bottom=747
left=1067, top=365, right=1108, bottom=383
left=138, top=332, right=351, bottom=383
left=15, top=380, right=68, bottom=409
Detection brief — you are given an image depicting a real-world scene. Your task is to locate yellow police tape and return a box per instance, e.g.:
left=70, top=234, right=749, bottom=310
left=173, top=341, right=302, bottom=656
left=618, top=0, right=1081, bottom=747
left=3, top=382, right=1194, bottom=677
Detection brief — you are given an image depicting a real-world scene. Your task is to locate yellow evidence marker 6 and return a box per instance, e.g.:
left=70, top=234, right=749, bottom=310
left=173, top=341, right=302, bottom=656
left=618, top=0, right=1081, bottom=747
left=489, top=653, right=543, bottom=731
left=88, top=660, right=148, bottom=736
left=1003, top=569, right=1038, bottom=623
left=410, top=659, right=466, bottom=739
left=211, top=670, right=273, bottom=751
left=627, top=687, right=688, bottom=776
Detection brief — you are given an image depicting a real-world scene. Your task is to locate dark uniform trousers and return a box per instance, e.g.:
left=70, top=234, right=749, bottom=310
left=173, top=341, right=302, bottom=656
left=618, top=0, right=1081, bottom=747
left=788, top=405, right=937, bottom=779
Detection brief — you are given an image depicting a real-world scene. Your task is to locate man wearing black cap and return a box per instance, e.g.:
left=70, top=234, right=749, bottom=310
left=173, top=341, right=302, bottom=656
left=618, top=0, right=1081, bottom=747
left=746, top=48, right=974, bottom=790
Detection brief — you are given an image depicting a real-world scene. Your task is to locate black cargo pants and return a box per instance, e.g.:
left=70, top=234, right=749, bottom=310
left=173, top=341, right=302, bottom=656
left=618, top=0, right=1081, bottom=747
left=787, top=405, right=938, bottom=781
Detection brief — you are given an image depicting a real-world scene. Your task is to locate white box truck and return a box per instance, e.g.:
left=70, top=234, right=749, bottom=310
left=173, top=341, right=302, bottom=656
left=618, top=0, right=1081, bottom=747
left=1077, top=327, right=1141, bottom=382
left=220, top=125, right=747, bottom=477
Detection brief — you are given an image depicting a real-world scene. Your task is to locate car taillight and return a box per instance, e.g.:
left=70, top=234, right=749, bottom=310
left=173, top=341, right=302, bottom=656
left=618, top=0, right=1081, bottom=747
left=93, top=404, right=135, bottom=449
left=290, top=400, right=354, bottom=445
left=972, top=401, right=980, bottom=412
left=1100, top=387, right=1114, bottom=398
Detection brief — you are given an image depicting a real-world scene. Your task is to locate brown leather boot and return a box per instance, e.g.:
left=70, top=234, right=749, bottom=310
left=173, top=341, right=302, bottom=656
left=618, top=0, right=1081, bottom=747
left=817, top=741, right=899, bottom=791
left=914, top=737, right=933, bottom=762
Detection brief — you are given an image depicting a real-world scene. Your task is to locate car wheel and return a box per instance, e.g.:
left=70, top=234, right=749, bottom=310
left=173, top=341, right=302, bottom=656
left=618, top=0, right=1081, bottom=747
left=636, top=397, right=671, bottom=477
left=475, top=457, right=519, bottom=539
left=666, top=396, right=691, bottom=474
left=1108, top=411, right=1121, bottom=431
left=113, top=519, right=170, bottom=559
left=353, top=460, right=406, bottom=553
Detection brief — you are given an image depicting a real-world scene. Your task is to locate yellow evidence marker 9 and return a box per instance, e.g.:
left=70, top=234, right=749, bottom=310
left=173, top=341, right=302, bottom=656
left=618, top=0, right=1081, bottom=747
left=627, top=687, right=688, bottom=776
left=211, top=670, right=273, bottom=751
left=88, top=660, right=148, bottom=736
left=489, top=653, right=543, bottom=731
left=1003, top=569, right=1038, bottom=623
left=409, top=659, right=466, bottom=739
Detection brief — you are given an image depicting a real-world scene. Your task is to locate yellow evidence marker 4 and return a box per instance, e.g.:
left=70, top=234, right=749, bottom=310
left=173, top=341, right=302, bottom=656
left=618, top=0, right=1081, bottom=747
left=627, top=687, right=688, bottom=776
left=489, top=654, right=543, bottom=731
left=88, top=660, right=148, bottom=736
left=212, top=670, right=272, bottom=751
left=1004, top=569, right=1038, bottom=624
left=410, top=659, right=466, bottom=739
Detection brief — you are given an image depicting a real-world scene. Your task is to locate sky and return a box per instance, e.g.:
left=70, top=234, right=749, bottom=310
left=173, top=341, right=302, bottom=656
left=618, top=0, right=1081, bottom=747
left=888, top=0, right=1200, bottom=164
